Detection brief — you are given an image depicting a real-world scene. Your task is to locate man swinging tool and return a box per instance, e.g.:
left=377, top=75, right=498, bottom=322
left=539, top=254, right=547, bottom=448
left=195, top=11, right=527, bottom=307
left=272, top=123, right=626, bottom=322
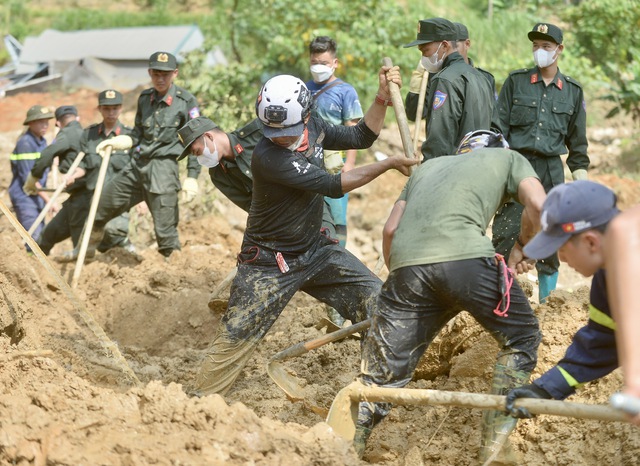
left=189, top=67, right=417, bottom=397
left=505, top=181, right=640, bottom=425
left=354, top=130, right=546, bottom=463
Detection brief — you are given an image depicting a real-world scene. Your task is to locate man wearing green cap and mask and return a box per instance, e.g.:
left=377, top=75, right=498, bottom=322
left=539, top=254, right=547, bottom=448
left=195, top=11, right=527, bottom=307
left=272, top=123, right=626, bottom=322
left=87, top=51, right=201, bottom=258
left=404, top=17, right=493, bottom=161
left=10, top=105, right=55, bottom=242
left=491, top=22, right=589, bottom=303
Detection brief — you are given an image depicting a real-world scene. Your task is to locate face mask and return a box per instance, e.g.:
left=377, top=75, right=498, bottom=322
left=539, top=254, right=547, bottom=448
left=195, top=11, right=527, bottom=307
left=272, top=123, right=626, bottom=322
left=310, top=64, right=334, bottom=83
left=533, top=46, right=559, bottom=68
left=197, top=135, right=219, bottom=168
left=286, top=132, right=305, bottom=151
left=421, top=42, right=445, bottom=73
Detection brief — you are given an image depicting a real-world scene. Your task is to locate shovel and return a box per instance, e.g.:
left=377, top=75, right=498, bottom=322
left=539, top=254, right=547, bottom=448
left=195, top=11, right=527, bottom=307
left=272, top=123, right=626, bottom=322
left=267, top=319, right=371, bottom=414
left=27, top=151, right=86, bottom=236
left=326, top=380, right=628, bottom=442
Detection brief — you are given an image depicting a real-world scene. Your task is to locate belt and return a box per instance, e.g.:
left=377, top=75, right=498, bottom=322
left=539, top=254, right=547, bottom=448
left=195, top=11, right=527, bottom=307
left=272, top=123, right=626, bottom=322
left=517, top=149, right=559, bottom=159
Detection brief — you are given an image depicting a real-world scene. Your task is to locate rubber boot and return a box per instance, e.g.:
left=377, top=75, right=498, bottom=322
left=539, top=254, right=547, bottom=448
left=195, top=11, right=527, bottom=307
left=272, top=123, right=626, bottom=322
left=479, top=358, right=531, bottom=465
left=326, top=306, right=346, bottom=327
left=538, top=271, right=558, bottom=303
left=354, top=399, right=391, bottom=458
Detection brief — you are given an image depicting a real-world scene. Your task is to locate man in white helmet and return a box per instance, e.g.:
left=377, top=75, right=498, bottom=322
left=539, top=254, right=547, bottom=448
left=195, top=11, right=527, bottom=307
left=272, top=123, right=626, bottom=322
left=191, top=66, right=417, bottom=397
left=354, top=130, right=546, bottom=462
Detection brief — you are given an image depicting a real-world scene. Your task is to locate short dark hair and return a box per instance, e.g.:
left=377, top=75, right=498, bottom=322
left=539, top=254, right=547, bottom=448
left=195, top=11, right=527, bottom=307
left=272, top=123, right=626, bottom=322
left=309, top=36, right=337, bottom=56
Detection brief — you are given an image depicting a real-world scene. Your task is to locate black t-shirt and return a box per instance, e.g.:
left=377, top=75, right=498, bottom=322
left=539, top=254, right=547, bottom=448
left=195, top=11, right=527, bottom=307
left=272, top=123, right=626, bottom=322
left=243, top=116, right=376, bottom=255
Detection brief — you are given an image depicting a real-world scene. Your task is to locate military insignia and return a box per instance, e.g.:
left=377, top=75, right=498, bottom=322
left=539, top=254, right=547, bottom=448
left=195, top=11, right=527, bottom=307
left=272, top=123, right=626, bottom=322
left=433, top=90, right=447, bottom=110
left=556, top=78, right=563, bottom=90
left=41, top=107, right=49, bottom=113
left=189, top=107, right=200, bottom=118
left=165, top=95, right=173, bottom=105
left=158, top=53, right=169, bottom=63
left=530, top=74, right=538, bottom=84
left=105, top=90, right=116, bottom=99
left=235, top=143, right=244, bottom=154
left=582, top=100, right=587, bottom=112
left=537, top=24, right=549, bottom=34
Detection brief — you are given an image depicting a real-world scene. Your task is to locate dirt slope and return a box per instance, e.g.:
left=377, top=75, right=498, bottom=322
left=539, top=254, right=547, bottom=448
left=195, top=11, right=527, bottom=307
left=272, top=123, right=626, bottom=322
left=0, top=89, right=639, bottom=465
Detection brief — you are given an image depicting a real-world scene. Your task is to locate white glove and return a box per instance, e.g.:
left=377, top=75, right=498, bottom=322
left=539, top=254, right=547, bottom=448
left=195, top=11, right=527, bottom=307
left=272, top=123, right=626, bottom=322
left=409, top=59, right=427, bottom=94
left=23, top=172, right=39, bottom=195
left=572, top=169, right=588, bottom=181
left=96, top=135, right=133, bottom=155
left=180, top=177, right=198, bottom=203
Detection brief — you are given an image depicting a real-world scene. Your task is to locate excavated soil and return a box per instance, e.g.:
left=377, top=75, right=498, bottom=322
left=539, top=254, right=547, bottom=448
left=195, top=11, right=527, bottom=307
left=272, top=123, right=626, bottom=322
left=0, top=90, right=639, bottom=465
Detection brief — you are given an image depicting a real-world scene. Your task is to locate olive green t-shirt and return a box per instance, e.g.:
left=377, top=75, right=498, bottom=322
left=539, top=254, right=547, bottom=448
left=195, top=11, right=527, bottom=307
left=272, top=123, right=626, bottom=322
left=389, top=148, right=538, bottom=271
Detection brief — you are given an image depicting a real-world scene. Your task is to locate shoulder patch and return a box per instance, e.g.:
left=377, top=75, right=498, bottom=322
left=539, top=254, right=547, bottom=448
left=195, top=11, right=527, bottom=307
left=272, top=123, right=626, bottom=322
left=564, top=75, right=584, bottom=88
left=237, top=118, right=263, bottom=139
left=189, top=107, right=200, bottom=118
left=433, top=90, right=448, bottom=110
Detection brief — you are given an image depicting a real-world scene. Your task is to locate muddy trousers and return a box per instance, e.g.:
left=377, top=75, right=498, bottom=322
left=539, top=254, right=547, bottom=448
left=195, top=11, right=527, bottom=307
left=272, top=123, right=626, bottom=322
left=357, top=258, right=541, bottom=455
left=191, top=238, right=382, bottom=396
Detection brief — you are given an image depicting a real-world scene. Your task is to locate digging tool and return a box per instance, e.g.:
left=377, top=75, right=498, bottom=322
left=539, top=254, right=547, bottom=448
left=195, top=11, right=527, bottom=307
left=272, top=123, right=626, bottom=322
left=326, top=380, right=628, bottom=442
left=208, top=266, right=238, bottom=313
left=27, top=151, right=86, bottom=236
left=267, top=319, right=371, bottom=409
left=413, top=70, right=429, bottom=153
left=71, top=146, right=112, bottom=289
left=382, top=57, right=419, bottom=168
left=610, top=392, right=640, bottom=416
left=0, top=197, right=140, bottom=385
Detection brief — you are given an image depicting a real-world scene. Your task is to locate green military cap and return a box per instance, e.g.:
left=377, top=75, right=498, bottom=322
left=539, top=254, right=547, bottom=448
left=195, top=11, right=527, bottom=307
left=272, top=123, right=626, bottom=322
left=403, top=17, right=457, bottom=48
left=177, top=116, right=218, bottom=160
left=98, top=89, right=123, bottom=106
left=23, top=105, right=54, bottom=125
left=454, top=22, right=469, bottom=41
left=54, top=105, right=78, bottom=120
left=149, top=51, right=178, bottom=71
left=528, top=23, right=563, bottom=45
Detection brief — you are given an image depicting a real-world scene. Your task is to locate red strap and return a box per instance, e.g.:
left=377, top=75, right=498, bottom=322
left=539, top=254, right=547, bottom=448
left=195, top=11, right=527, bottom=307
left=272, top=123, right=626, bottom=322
left=494, top=253, right=514, bottom=317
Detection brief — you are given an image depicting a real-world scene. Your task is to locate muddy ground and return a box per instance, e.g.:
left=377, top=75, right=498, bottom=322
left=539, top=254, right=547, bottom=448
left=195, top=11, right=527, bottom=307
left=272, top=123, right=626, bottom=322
left=0, top=89, right=638, bottom=465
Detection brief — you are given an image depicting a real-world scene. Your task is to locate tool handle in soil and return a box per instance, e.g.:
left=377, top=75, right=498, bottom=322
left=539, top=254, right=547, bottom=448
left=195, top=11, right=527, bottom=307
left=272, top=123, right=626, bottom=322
left=271, top=319, right=371, bottom=362
left=381, top=57, right=416, bottom=162
left=610, top=392, right=640, bottom=416
left=27, top=151, right=86, bottom=236
left=72, top=146, right=112, bottom=289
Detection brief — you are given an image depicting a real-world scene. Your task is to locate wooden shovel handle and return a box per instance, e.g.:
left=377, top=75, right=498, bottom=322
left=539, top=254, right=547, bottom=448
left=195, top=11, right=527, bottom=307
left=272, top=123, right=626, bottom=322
left=382, top=57, right=416, bottom=161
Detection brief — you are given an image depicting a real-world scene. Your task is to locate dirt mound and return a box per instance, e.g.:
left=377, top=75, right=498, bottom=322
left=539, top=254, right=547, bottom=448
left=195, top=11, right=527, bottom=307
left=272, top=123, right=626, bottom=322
left=1, top=88, right=639, bottom=464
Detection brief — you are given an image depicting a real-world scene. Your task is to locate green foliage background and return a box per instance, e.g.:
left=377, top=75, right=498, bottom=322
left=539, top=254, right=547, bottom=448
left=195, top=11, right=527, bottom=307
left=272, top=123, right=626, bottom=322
left=1, top=0, right=639, bottom=131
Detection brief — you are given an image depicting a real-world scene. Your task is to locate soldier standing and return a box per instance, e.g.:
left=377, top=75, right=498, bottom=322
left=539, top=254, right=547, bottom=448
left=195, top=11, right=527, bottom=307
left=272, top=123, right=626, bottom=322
left=491, top=23, right=589, bottom=302
left=87, top=51, right=201, bottom=258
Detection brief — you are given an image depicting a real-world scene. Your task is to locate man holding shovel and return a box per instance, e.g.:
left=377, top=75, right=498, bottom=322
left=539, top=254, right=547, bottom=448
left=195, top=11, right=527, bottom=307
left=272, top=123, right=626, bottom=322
left=354, top=130, right=546, bottom=463
left=23, top=106, right=87, bottom=257
left=505, top=181, right=636, bottom=423
left=190, top=68, right=417, bottom=397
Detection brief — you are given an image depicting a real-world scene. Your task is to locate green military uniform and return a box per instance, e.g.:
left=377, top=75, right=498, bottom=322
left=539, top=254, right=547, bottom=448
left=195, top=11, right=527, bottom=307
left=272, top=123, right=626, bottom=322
left=31, top=118, right=86, bottom=255
left=93, top=82, right=200, bottom=256
left=209, top=119, right=261, bottom=212
left=491, top=66, right=589, bottom=275
left=80, top=120, right=134, bottom=252
left=420, top=52, right=493, bottom=160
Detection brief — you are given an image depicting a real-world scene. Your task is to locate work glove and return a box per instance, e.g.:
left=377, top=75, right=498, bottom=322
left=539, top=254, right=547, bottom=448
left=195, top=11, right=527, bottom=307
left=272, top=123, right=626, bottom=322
left=505, top=383, right=553, bottom=419
left=409, top=59, right=427, bottom=94
left=180, top=177, right=198, bottom=203
left=22, top=172, right=39, bottom=195
left=571, top=169, right=588, bottom=181
left=96, top=135, right=133, bottom=155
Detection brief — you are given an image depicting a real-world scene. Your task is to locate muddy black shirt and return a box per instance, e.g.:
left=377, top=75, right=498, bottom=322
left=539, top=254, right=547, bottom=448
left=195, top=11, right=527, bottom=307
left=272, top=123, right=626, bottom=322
left=244, top=116, right=377, bottom=255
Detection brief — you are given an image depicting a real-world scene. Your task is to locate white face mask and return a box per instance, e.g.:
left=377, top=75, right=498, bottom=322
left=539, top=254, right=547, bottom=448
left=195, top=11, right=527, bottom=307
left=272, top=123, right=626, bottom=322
left=286, top=132, right=305, bottom=151
left=533, top=46, right=559, bottom=68
left=310, top=64, right=334, bottom=83
left=421, top=42, right=445, bottom=73
left=197, top=135, right=220, bottom=168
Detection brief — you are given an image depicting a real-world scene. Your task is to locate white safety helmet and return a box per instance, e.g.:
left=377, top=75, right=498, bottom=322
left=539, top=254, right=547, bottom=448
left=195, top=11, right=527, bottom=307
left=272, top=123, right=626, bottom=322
left=456, top=129, right=509, bottom=154
left=255, top=74, right=312, bottom=138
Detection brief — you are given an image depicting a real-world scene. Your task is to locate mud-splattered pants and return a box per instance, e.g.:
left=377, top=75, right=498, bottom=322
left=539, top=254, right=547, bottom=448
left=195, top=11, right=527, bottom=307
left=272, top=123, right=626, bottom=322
left=358, top=257, right=541, bottom=428
left=192, top=235, right=382, bottom=396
